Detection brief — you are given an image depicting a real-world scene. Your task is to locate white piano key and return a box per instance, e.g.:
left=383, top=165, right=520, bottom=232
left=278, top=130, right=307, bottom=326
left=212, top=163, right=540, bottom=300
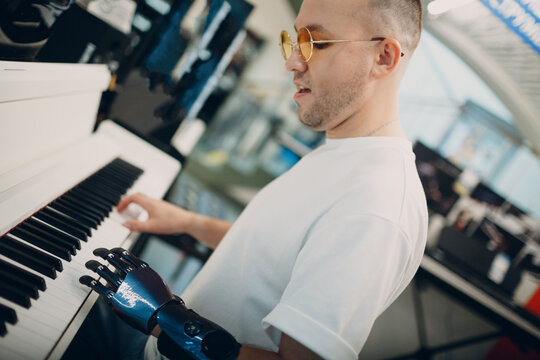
left=0, top=298, right=62, bottom=342
left=90, top=216, right=131, bottom=249
left=30, top=284, right=83, bottom=323
left=0, top=257, right=75, bottom=325
left=1, top=319, right=58, bottom=360
left=0, top=339, right=34, bottom=360
left=0, top=254, right=80, bottom=312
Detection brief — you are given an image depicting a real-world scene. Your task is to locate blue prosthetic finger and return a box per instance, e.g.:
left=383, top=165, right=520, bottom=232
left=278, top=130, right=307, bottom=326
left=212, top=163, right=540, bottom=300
left=93, top=248, right=134, bottom=275
left=93, top=248, right=112, bottom=260
left=111, top=248, right=148, bottom=269
left=79, top=275, right=115, bottom=300
left=85, top=260, right=123, bottom=290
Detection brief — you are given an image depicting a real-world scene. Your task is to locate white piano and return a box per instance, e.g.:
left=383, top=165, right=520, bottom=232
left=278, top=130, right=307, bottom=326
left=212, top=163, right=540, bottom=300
left=0, top=61, right=182, bottom=359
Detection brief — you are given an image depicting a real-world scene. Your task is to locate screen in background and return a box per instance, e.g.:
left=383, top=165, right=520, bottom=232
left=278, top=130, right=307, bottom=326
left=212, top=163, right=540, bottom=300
left=507, top=203, right=528, bottom=217
left=470, top=182, right=506, bottom=207
left=413, top=141, right=462, bottom=216
left=473, top=218, right=525, bottom=260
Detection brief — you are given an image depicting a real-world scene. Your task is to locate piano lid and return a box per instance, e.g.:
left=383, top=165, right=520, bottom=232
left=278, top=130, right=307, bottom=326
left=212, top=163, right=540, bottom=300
left=0, top=61, right=111, bottom=176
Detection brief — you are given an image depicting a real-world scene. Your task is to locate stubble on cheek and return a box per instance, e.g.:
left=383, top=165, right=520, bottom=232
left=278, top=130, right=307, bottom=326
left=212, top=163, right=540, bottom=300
left=298, top=74, right=361, bottom=130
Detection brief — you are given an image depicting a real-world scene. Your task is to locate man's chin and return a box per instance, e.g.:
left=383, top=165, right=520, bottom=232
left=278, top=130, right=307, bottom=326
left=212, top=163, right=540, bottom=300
left=298, top=114, right=325, bottom=131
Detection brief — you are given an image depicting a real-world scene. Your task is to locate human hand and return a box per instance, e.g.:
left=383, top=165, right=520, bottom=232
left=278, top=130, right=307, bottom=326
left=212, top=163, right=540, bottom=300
left=117, top=193, right=194, bottom=234
left=79, top=247, right=183, bottom=334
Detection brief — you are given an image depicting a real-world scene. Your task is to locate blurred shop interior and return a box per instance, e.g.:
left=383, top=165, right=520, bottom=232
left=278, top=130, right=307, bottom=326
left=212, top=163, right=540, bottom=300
left=2, top=0, right=540, bottom=358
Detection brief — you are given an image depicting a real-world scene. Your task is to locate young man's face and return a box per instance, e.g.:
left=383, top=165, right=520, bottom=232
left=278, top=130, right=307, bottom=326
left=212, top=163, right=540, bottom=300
left=286, top=0, right=376, bottom=132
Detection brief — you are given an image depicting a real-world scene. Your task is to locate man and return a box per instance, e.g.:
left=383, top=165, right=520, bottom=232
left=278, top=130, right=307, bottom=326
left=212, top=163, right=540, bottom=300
left=103, top=0, right=427, bottom=358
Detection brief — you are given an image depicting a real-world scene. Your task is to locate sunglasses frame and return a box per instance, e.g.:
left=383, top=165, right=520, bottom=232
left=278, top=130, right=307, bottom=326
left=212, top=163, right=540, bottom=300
left=280, top=27, right=405, bottom=62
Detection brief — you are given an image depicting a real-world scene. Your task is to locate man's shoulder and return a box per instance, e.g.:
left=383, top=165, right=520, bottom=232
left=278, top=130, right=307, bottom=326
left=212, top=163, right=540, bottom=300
left=323, top=156, right=426, bottom=229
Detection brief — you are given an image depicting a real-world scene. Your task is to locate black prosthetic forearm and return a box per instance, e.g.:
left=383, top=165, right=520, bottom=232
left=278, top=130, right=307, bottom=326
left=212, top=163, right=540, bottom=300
left=156, top=300, right=240, bottom=360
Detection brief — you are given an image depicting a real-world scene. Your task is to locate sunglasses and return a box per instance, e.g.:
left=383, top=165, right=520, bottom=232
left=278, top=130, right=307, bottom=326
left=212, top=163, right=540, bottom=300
left=279, top=27, right=404, bottom=62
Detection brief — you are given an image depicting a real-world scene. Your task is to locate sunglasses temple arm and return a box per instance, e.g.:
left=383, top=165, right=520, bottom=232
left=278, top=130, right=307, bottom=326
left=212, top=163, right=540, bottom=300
left=310, top=39, right=352, bottom=44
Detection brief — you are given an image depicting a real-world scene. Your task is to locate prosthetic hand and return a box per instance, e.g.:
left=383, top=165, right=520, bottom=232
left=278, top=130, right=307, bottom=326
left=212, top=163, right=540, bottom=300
left=79, top=248, right=240, bottom=360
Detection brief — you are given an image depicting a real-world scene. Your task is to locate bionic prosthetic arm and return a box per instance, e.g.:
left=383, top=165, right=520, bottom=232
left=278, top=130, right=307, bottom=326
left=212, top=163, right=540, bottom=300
left=79, top=248, right=240, bottom=360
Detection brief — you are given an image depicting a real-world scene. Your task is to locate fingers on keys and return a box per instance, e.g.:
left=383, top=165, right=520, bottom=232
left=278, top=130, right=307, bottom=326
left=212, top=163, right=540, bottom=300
left=80, top=248, right=145, bottom=296
left=79, top=275, right=115, bottom=299
left=111, top=247, right=148, bottom=269
left=93, top=248, right=134, bottom=275
left=117, top=193, right=147, bottom=212
left=85, top=260, right=123, bottom=291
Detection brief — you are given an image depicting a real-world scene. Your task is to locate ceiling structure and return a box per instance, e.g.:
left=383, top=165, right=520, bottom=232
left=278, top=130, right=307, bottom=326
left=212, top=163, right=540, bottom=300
left=286, top=0, right=540, bottom=155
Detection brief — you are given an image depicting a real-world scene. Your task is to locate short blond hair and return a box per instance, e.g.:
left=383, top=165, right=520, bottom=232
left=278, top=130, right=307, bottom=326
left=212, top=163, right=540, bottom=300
left=366, top=0, right=422, bottom=54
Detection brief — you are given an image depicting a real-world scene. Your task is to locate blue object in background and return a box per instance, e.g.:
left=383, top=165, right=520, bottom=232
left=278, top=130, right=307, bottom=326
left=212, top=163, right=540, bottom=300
left=173, top=0, right=253, bottom=110
left=478, top=0, right=540, bottom=56
left=143, top=0, right=193, bottom=84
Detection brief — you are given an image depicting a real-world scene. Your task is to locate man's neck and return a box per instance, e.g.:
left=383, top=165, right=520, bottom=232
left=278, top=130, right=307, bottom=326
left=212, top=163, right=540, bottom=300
left=326, top=121, right=406, bottom=139
left=325, top=102, right=403, bottom=139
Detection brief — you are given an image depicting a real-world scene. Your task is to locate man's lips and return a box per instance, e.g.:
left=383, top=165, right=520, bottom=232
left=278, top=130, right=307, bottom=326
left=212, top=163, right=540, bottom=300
left=294, top=82, right=311, bottom=99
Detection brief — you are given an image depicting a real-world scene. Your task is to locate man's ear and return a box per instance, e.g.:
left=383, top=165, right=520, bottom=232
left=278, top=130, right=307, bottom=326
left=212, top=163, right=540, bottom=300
left=371, top=38, right=402, bottom=78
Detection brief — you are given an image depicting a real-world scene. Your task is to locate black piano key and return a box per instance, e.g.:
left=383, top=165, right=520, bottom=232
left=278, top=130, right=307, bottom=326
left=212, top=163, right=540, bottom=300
left=64, top=192, right=111, bottom=214
left=71, top=187, right=115, bottom=208
left=0, top=235, right=60, bottom=277
left=53, top=200, right=100, bottom=228
left=0, top=269, right=39, bottom=299
left=0, top=259, right=46, bottom=291
left=107, top=160, right=136, bottom=176
left=26, top=218, right=81, bottom=250
left=75, top=184, right=120, bottom=206
left=58, top=193, right=107, bottom=215
left=19, top=222, right=78, bottom=254
left=83, top=174, right=126, bottom=193
left=106, top=158, right=141, bottom=175
left=101, top=164, right=134, bottom=180
left=90, top=173, right=128, bottom=192
left=55, top=197, right=104, bottom=223
left=0, top=302, right=17, bottom=324
left=0, top=320, right=6, bottom=337
left=47, top=201, right=98, bottom=229
left=39, top=208, right=91, bottom=237
left=102, top=167, right=138, bottom=185
left=112, top=158, right=144, bottom=176
left=43, top=206, right=92, bottom=236
left=80, top=181, right=123, bottom=201
left=90, top=166, right=129, bottom=182
left=2, top=233, right=64, bottom=271
left=10, top=228, right=73, bottom=261
left=48, top=202, right=98, bottom=229
left=62, top=194, right=109, bottom=218
left=102, top=168, right=135, bottom=187
left=0, top=281, right=31, bottom=308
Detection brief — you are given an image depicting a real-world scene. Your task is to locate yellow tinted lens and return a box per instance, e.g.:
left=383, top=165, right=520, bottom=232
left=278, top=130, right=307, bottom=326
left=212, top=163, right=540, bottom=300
left=298, top=27, right=312, bottom=61
left=280, top=30, right=292, bottom=59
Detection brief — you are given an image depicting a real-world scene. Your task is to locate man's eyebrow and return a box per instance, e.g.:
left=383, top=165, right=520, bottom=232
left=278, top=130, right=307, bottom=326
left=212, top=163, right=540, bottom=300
left=293, top=23, right=332, bottom=34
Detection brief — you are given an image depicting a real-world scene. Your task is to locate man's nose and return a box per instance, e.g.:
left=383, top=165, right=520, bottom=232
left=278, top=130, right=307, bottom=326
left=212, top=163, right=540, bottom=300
left=285, top=47, right=308, bottom=73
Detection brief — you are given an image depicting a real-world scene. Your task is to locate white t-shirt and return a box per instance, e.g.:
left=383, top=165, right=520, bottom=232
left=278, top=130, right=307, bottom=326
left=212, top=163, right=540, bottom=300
left=147, top=136, right=428, bottom=359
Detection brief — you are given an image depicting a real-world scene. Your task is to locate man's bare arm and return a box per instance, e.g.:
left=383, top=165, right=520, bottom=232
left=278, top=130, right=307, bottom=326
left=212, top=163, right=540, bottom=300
left=185, top=213, right=232, bottom=249
left=117, top=193, right=232, bottom=249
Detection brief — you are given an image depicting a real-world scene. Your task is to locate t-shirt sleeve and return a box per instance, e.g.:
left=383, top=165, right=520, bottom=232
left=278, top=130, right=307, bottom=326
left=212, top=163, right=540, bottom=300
left=261, top=214, right=412, bottom=359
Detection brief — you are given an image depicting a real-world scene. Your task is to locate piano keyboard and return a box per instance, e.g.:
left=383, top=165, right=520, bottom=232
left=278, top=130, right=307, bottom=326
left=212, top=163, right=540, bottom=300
left=1, top=60, right=182, bottom=359
left=0, top=157, right=145, bottom=360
